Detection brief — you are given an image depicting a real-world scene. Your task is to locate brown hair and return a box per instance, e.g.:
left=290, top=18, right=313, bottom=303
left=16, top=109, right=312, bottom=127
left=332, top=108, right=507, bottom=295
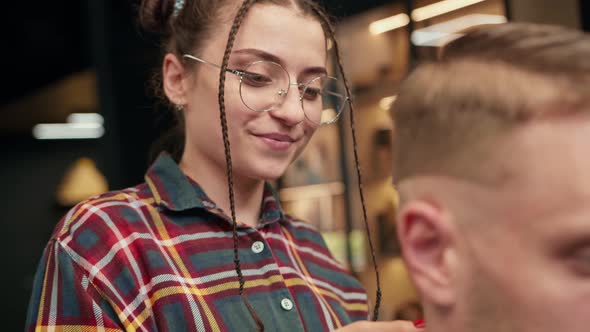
left=391, top=23, right=590, bottom=185
left=138, top=0, right=382, bottom=327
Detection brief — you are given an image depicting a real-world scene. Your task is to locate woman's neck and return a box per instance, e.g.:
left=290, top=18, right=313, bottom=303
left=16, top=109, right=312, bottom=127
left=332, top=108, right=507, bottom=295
left=179, top=152, right=265, bottom=228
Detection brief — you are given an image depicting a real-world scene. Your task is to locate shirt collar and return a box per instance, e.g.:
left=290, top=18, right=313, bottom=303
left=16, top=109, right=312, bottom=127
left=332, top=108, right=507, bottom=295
left=145, top=153, right=205, bottom=211
left=145, top=152, right=284, bottom=224
left=258, top=182, right=284, bottom=226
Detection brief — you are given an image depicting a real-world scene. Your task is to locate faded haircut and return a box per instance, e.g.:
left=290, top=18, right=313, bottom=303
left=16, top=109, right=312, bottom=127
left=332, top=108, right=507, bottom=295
left=391, top=23, right=590, bottom=185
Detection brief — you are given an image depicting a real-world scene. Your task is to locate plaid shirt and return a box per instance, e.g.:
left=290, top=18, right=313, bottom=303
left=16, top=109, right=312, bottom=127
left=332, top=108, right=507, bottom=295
left=26, top=153, right=368, bottom=331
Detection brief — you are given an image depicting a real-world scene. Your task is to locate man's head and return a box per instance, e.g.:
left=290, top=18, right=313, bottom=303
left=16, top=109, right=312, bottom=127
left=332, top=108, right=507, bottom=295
left=392, top=23, right=590, bottom=332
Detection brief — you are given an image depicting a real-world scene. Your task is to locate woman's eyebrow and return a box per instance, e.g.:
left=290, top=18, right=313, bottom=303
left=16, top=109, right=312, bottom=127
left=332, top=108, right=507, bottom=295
left=302, top=66, right=328, bottom=77
left=233, top=48, right=327, bottom=77
left=233, top=48, right=284, bottom=65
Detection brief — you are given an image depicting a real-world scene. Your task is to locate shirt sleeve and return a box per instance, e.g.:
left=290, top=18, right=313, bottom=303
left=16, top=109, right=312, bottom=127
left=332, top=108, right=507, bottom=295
left=25, top=239, right=124, bottom=332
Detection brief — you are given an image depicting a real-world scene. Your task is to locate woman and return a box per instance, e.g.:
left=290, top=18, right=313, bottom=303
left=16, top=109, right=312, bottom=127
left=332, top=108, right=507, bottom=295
left=26, top=0, right=422, bottom=331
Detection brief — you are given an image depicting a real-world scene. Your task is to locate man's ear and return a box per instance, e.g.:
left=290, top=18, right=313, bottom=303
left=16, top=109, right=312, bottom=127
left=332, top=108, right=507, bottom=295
left=398, top=199, right=458, bottom=308
left=162, top=53, right=189, bottom=105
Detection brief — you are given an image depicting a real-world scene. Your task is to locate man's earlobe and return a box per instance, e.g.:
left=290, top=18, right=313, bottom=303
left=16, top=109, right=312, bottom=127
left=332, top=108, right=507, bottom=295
left=398, top=200, right=457, bottom=307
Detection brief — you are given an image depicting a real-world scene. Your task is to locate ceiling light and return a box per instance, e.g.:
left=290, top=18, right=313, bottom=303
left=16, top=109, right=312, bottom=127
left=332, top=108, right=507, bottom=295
left=412, top=0, right=488, bottom=22
left=369, top=0, right=491, bottom=35
left=66, top=113, right=104, bottom=125
left=370, top=14, right=410, bottom=35
left=33, top=112, right=105, bottom=140
left=33, top=123, right=105, bottom=140
left=412, top=14, right=507, bottom=46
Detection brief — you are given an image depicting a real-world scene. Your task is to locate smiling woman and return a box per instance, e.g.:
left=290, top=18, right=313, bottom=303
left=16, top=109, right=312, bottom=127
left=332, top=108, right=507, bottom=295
left=22, top=1, right=422, bottom=331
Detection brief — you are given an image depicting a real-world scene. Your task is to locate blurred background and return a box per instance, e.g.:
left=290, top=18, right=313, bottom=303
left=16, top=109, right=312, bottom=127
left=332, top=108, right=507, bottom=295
left=2, top=0, right=588, bottom=329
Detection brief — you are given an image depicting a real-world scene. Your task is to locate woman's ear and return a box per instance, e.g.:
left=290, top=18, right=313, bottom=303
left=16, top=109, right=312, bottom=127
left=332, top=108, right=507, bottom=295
left=163, top=53, right=188, bottom=106
left=397, top=199, right=458, bottom=308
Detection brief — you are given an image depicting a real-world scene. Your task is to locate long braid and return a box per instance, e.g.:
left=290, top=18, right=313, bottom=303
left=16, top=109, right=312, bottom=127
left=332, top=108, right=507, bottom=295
left=306, top=0, right=382, bottom=321
left=217, top=0, right=264, bottom=330
left=217, top=0, right=381, bottom=327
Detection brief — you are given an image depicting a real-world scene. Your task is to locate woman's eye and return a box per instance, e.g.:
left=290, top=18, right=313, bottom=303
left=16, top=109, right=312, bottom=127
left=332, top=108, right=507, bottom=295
left=242, top=72, right=272, bottom=87
left=303, top=87, right=321, bottom=100
left=568, top=248, right=590, bottom=276
left=575, top=250, right=590, bottom=263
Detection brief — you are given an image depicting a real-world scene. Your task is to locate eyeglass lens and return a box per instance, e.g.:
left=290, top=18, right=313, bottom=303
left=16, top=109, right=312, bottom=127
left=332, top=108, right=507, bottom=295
left=238, top=61, right=346, bottom=125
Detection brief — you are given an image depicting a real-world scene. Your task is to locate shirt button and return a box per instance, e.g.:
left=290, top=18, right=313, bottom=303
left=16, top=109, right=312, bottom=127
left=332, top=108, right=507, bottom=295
left=251, top=241, right=265, bottom=254
left=280, top=298, right=294, bottom=311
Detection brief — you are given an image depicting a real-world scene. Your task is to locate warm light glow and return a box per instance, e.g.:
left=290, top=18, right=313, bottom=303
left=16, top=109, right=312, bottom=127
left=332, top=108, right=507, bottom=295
left=411, top=0, right=488, bottom=22
left=33, top=123, right=105, bottom=140
left=321, top=108, right=337, bottom=124
left=380, top=95, right=397, bottom=110
left=279, top=182, right=344, bottom=201
left=369, top=13, right=410, bottom=35
left=411, top=14, right=507, bottom=46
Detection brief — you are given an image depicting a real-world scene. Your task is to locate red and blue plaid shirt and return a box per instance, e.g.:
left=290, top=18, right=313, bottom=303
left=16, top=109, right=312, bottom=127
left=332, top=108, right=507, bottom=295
left=26, top=153, right=368, bottom=331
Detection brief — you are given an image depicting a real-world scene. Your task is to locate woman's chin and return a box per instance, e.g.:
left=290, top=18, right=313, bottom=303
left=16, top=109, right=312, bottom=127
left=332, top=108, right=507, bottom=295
left=249, top=162, right=289, bottom=182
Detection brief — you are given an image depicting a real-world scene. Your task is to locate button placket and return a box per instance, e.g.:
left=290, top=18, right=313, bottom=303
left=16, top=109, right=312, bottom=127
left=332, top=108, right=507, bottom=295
left=251, top=241, right=265, bottom=254
left=280, top=298, right=294, bottom=311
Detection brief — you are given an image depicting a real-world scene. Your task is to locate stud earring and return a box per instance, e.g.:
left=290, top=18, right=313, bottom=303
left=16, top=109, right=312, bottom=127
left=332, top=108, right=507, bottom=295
left=174, top=102, right=185, bottom=112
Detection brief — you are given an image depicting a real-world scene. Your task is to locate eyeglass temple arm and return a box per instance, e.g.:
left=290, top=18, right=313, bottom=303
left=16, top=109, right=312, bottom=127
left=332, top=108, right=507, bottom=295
left=324, top=89, right=348, bottom=100
left=292, top=82, right=349, bottom=101
left=182, top=54, right=244, bottom=77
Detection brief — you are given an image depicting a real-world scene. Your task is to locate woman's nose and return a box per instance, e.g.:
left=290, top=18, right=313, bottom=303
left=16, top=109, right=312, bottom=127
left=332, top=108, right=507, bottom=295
left=270, top=86, right=306, bottom=126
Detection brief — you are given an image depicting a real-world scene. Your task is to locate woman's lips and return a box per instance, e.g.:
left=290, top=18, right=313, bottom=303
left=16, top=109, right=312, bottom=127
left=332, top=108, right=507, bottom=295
left=254, top=133, right=297, bottom=151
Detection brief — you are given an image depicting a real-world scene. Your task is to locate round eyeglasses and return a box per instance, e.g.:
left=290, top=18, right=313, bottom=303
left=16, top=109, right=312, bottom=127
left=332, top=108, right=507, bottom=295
left=183, top=54, right=348, bottom=126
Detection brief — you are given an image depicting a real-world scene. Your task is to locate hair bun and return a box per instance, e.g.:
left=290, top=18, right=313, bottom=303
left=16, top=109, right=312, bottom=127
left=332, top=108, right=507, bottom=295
left=138, top=0, right=175, bottom=34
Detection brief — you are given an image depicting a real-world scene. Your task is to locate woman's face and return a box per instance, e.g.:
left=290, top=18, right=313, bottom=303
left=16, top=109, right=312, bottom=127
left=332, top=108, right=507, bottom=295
left=182, top=3, right=327, bottom=181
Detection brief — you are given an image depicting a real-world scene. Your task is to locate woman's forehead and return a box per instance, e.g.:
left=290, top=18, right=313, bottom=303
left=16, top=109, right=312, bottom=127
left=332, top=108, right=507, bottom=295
left=229, top=4, right=327, bottom=64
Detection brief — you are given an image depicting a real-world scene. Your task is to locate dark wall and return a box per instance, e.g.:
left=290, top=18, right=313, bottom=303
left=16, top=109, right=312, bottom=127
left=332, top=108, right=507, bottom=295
left=1, top=1, right=160, bottom=329
left=1, top=138, right=104, bottom=329
left=0, top=2, right=89, bottom=104
left=87, top=0, right=163, bottom=190
left=582, top=0, right=590, bottom=31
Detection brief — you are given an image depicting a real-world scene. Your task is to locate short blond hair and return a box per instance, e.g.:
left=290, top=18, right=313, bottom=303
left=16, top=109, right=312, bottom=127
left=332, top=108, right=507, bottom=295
left=391, top=23, right=590, bottom=184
